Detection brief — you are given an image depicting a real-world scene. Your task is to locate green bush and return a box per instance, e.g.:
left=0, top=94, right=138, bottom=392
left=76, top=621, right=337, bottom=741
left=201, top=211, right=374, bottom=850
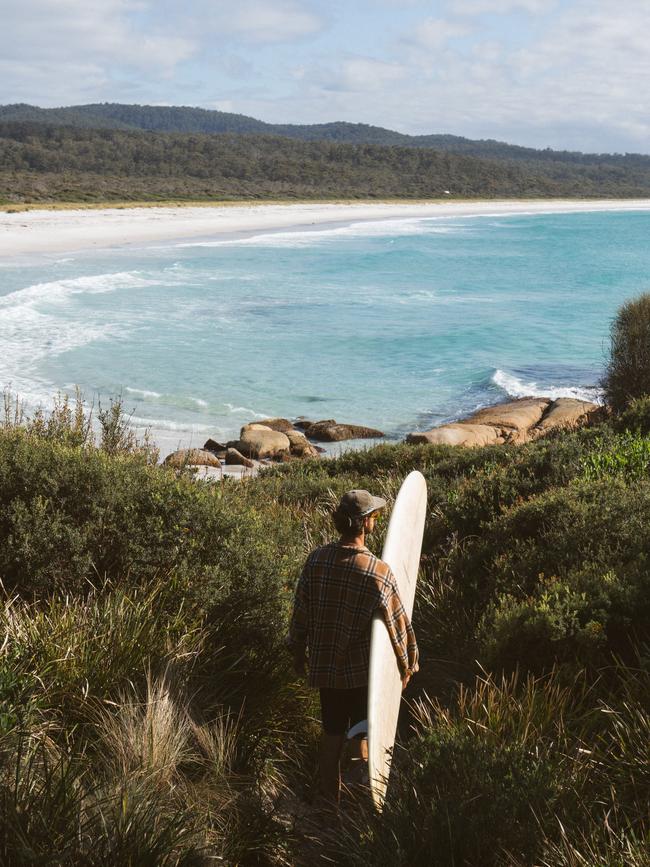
left=0, top=581, right=201, bottom=722
left=581, top=431, right=650, bottom=481
left=478, top=580, right=609, bottom=673
left=614, top=394, right=650, bottom=435
left=375, top=733, right=557, bottom=865
left=603, top=292, right=650, bottom=412
left=339, top=668, right=649, bottom=867
left=463, top=479, right=650, bottom=673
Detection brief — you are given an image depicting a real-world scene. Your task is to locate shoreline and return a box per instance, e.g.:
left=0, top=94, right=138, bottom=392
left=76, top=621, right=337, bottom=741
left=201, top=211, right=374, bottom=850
left=1, top=198, right=640, bottom=461
left=2, top=198, right=650, bottom=257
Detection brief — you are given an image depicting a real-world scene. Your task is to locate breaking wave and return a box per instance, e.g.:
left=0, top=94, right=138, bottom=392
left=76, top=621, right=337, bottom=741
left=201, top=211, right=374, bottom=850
left=492, top=369, right=603, bottom=404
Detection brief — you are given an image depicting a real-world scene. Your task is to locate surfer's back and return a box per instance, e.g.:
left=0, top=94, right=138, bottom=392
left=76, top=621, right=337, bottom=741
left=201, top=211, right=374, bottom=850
left=288, top=541, right=407, bottom=689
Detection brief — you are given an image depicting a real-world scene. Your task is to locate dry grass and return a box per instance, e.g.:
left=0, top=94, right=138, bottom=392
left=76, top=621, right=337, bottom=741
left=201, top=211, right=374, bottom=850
left=2, top=196, right=521, bottom=213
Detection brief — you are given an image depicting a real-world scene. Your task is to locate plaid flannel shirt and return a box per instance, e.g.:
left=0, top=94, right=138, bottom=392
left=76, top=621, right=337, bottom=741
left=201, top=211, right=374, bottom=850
left=287, top=542, right=419, bottom=689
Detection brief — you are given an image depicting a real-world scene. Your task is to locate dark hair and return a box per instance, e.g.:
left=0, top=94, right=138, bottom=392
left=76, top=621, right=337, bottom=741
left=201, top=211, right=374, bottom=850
left=332, top=508, right=365, bottom=536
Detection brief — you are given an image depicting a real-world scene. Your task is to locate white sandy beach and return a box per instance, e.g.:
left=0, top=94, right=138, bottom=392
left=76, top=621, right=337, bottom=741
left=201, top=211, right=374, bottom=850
left=3, top=199, right=650, bottom=256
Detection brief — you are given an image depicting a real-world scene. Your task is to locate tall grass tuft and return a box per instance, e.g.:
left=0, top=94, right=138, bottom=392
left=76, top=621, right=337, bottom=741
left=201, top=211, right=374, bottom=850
left=0, top=669, right=290, bottom=865
left=603, top=292, right=650, bottom=412
left=97, top=672, right=193, bottom=785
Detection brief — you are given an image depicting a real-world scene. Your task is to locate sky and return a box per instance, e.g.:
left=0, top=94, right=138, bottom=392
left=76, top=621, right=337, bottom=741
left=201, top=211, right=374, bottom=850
left=2, top=0, right=649, bottom=154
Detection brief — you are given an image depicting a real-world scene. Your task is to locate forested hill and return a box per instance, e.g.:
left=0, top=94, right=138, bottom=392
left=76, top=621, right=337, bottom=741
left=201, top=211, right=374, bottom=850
left=2, top=102, right=650, bottom=167
left=3, top=121, right=650, bottom=203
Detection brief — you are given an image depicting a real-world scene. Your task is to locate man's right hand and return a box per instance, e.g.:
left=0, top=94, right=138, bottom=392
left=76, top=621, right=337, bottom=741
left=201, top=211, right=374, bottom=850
left=401, top=670, right=412, bottom=690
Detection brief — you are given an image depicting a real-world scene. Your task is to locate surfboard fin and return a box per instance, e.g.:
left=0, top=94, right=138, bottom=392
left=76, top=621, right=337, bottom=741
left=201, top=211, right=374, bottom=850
left=346, top=719, right=368, bottom=739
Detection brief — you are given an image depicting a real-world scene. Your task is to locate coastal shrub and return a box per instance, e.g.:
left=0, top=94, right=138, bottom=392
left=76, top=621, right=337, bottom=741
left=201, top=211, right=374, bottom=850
left=477, top=580, right=610, bottom=674
left=97, top=394, right=158, bottom=459
left=0, top=580, right=202, bottom=726
left=16, top=389, right=93, bottom=449
left=0, top=411, right=313, bottom=820
left=264, top=428, right=607, bottom=558
left=533, top=664, right=650, bottom=866
left=613, top=394, right=650, bottom=434
left=338, top=667, right=648, bottom=867
left=603, top=292, right=650, bottom=412
left=0, top=426, right=299, bottom=600
left=374, top=732, right=558, bottom=865
left=538, top=828, right=650, bottom=867
left=339, top=672, right=585, bottom=866
left=439, top=438, right=583, bottom=540
left=477, top=478, right=650, bottom=594
left=580, top=431, right=650, bottom=482
left=0, top=578, right=297, bottom=864
left=0, top=734, right=203, bottom=866
left=0, top=395, right=312, bottom=676
left=457, top=479, right=650, bottom=673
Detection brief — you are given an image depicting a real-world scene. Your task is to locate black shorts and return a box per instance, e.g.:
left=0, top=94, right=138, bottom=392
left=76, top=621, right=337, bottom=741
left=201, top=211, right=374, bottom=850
left=319, top=686, right=368, bottom=736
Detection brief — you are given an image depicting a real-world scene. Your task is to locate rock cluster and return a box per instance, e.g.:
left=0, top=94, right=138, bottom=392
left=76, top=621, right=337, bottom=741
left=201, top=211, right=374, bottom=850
left=164, top=416, right=383, bottom=470
left=163, top=398, right=601, bottom=471
left=163, top=448, right=222, bottom=468
left=406, top=397, right=604, bottom=447
left=299, top=419, right=384, bottom=442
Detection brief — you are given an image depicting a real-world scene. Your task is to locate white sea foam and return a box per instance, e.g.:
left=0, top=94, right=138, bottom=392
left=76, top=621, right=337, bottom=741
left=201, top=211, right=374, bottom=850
left=394, top=289, right=439, bottom=305
left=392, top=289, right=497, bottom=306
left=125, top=386, right=163, bottom=399
left=0, top=271, right=159, bottom=308
left=224, top=402, right=269, bottom=418
left=129, top=415, right=214, bottom=433
left=0, top=304, right=115, bottom=366
left=0, top=271, right=163, bottom=409
left=493, top=369, right=603, bottom=403
left=176, top=218, right=465, bottom=250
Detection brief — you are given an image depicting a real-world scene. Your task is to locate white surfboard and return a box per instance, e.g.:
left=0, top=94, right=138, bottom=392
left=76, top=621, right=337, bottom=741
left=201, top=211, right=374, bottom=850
left=367, top=470, right=427, bottom=808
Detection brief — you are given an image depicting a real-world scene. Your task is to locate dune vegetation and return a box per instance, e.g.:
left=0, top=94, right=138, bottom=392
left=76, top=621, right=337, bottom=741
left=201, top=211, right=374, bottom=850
left=1, top=298, right=649, bottom=865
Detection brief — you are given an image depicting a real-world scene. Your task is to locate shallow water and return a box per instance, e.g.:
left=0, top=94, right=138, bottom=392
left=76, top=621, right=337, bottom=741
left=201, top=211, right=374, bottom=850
left=2, top=210, right=649, bottom=453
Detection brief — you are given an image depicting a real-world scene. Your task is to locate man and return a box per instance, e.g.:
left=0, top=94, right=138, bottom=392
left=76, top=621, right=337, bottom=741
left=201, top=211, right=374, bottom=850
left=287, top=489, right=419, bottom=802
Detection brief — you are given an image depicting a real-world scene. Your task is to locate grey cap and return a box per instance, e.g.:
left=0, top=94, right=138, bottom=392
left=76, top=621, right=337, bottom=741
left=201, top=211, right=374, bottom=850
left=337, top=489, right=386, bottom=517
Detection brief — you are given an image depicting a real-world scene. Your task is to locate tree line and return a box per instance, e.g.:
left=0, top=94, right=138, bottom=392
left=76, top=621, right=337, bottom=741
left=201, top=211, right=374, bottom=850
left=2, top=121, right=650, bottom=203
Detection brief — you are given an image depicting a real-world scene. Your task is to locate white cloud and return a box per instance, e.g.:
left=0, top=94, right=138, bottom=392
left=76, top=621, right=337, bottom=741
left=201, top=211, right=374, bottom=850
left=379, top=2, right=650, bottom=151
left=1, top=0, right=196, bottom=104
left=3, top=0, right=194, bottom=70
left=452, top=0, right=554, bottom=14
left=223, top=0, right=323, bottom=43
left=154, top=0, right=325, bottom=46
left=410, top=17, right=470, bottom=50
left=338, top=58, right=407, bottom=92
left=234, top=1, right=650, bottom=153
left=0, top=0, right=325, bottom=106
left=211, top=99, right=235, bottom=112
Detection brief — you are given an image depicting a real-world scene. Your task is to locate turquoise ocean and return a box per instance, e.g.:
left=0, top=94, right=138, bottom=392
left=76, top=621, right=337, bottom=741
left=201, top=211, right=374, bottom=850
left=2, top=209, right=650, bottom=454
